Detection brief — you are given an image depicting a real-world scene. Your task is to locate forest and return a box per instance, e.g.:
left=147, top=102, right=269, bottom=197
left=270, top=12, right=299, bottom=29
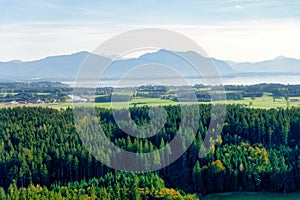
left=0, top=104, right=300, bottom=199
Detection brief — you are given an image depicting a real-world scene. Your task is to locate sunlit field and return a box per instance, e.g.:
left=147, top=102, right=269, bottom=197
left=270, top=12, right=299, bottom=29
left=204, top=192, right=300, bottom=200
left=1, top=94, right=300, bottom=110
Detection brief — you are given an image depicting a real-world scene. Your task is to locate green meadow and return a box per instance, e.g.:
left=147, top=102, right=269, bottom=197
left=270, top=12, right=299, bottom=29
left=204, top=192, right=300, bottom=200
left=1, top=94, right=300, bottom=110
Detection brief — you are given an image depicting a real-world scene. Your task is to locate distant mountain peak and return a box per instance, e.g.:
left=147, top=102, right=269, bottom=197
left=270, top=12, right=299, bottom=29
left=274, top=55, right=287, bottom=60
left=232, top=55, right=300, bottom=73
left=137, top=49, right=208, bottom=58
left=9, top=60, right=23, bottom=64
left=73, top=51, right=90, bottom=56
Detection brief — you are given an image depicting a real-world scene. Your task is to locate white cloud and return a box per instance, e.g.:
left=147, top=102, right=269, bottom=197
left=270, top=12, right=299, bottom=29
left=135, top=20, right=300, bottom=62
left=0, top=21, right=130, bottom=61
left=1, top=20, right=300, bottom=62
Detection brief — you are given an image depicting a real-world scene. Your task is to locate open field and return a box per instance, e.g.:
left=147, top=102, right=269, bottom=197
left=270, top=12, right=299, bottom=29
left=214, top=94, right=300, bottom=109
left=204, top=192, right=300, bottom=200
left=1, top=95, right=300, bottom=110
left=0, top=98, right=180, bottom=109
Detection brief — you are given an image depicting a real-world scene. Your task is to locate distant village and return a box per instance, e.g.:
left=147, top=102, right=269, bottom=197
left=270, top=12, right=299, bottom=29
left=5, top=99, right=45, bottom=105
left=5, top=95, right=93, bottom=105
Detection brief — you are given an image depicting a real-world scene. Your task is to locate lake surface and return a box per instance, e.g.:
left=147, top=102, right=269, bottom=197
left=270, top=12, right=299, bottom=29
left=64, top=75, right=300, bottom=87
left=204, top=192, right=300, bottom=200
left=220, top=75, right=300, bottom=86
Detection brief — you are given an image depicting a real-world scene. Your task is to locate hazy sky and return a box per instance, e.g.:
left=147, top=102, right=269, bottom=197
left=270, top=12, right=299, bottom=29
left=1, top=0, right=300, bottom=62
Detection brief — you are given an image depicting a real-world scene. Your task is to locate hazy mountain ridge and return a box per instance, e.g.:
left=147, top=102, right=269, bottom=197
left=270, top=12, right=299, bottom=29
left=0, top=50, right=300, bottom=82
left=230, top=56, right=300, bottom=73
left=0, top=50, right=234, bottom=81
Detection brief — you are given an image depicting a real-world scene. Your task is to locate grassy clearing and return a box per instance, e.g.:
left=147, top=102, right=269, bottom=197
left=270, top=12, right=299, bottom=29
left=204, top=192, right=300, bottom=200
left=35, top=92, right=51, bottom=95
left=0, top=92, right=18, bottom=97
left=215, top=94, right=300, bottom=109
left=1, top=95, right=300, bottom=110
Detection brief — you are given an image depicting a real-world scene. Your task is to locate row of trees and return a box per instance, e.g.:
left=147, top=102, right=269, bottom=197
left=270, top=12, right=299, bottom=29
left=0, top=172, right=198, bottom=200
left=224, top=83, right=300, bottom=97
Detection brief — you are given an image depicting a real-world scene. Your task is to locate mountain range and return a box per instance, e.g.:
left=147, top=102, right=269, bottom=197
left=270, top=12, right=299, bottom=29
left=0, top=50, right=300, bottom=82
left=231, top=55, right=300, bottom=74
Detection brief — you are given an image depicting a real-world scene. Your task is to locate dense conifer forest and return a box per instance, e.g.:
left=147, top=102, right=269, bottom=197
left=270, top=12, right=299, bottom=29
left=0, top=104, right=300, bottom=199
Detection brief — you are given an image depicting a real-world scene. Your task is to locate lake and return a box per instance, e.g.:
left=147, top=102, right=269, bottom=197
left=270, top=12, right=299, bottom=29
left=64, top=75, right=300, bottom=87
left=204, top=192, right=300, bottom=200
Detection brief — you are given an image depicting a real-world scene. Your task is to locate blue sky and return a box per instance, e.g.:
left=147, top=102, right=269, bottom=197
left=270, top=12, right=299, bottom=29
left=1, top=0, right=300, bottom=62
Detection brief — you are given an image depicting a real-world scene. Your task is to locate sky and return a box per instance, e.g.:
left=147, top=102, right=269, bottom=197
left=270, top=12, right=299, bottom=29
left=0, top=0, right=300, bottom=62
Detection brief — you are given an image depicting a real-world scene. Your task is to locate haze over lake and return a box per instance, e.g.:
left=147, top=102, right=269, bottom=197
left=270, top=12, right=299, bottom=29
left=65, top=75, right=300, bottom=88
